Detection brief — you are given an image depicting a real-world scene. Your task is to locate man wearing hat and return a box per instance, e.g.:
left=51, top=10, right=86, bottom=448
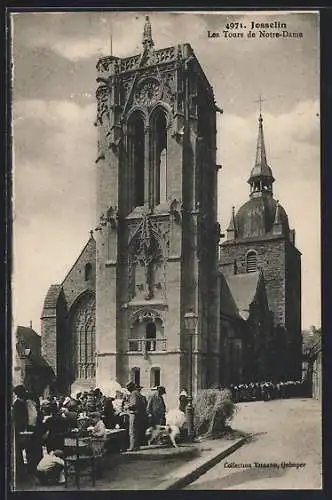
left=12, top=385, right=29, bottom=482
left=126, top=381, right=143, bottom=451
left=147, top=386, right=166, bottom=426
left=136, top=385, right=149, bottom=445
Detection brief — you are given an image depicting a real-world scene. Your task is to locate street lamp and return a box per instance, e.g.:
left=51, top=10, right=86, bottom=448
left=184, top=309, right=198, bottom=440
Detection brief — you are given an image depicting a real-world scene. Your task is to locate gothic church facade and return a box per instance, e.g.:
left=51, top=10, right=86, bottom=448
left=41, top=17, right=301, bottom=405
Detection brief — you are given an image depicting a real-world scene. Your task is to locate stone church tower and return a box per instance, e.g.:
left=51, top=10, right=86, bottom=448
left=94, top=17, right=221, bottom=402
left=219, top=113, right=302, bottom=380
left=41, top=17, right=302, bottom=398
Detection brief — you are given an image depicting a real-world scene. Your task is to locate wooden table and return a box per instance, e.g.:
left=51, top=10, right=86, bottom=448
left=104, top=428, right=127, bottom=453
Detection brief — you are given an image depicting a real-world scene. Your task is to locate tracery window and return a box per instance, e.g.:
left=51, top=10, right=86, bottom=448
left=128, top=112, right=145, bottom=209
left=71, top=294, right=96, bottom=379
left=151, top=108, right=167, bottom=206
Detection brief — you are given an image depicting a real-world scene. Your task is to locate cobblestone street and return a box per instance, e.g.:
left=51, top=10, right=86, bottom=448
left=186, top=398, right=322, bottom=490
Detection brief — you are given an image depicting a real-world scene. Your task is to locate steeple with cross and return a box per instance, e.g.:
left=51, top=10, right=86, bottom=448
left=255, top=94, right=266, bottom=116
left=247, top=96, right=275, bottom=198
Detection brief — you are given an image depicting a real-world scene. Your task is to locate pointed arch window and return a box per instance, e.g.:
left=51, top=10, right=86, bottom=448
left=151, top=108, right=167, bottom=206
left=84, top=263, right=92, bottom=281
left=246, top=250, right=258, bottom=273
left=71, top=293, right=96, bottom=380
left=128, top=112, right=145, bottom=209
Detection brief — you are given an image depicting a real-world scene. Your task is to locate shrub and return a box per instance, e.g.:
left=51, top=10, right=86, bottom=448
left=193, top=388, right=236, bottom=439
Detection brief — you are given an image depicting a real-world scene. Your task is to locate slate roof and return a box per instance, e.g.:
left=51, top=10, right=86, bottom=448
left=223, top=272, right=261, bottom=320
left=248, top=115, right=275, bottom=184
left=234, top=195, right=289, bottom=239
left=16, top=326, right=53, bottom=370
left=219, top=274, right=240, bottom=319
left=43, top=284, right=62, bottom=310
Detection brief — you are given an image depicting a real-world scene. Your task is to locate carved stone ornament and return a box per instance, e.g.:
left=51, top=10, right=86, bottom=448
left=134, top=77, right=161, bottom=107
left=130, top=309, right=165, bottom=327
left=95, top=85, right=110, bottom=126
left=130, top=213, right=165, bottom=300
left=96, top=56, right=119, bottom=74
left=95, top=206, right=119, bottom=231
left=134, top=214, right=163, bottom=267
left=120, top=55, right=141, bottom=73
left=169, top=198, right=182, bottom=224
left=161, top=74, right=177, bottom=113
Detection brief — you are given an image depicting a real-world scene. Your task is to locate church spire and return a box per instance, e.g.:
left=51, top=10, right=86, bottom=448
left=248, top=112, right=275, bottom=198
left=142, top=15, right=154, bottom=50
left=226, top=206, right=237, bottom=240
left=255, top=113, right=268, bottom=169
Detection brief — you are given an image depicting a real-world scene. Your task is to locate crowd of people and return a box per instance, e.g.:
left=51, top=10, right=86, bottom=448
left=12, top=382, right=189, bottom=486
left=12, top=378, right=309, bottom=486
left=229, top=379, right=309, bottom=403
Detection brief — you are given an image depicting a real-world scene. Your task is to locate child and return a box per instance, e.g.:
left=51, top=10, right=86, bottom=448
left=88, top=413, right=107, bottom=457
left=88, top=412, right=107, bottom=438
left=36, top=449, right=65, bottom=485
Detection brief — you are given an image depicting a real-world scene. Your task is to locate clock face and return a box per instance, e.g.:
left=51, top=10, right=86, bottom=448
left=135, top=78, right=161, bottom=107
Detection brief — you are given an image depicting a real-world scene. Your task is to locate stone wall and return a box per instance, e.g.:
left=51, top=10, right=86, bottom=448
left=220, top=236, right=286, bottom=327
left=95, top=46, right=219, bottom=397
left=62, top=237, right=96, bottom=310
left=285, top=240, right=302, bottom=378
left=219, top=234, right=302, bottom=379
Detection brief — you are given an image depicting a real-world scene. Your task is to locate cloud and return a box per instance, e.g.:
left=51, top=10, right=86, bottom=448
left=12, top=11, right=318, bottom=62
left=47, top=36, right=106, bottom=61
left=218, top=99, right=320, bottom=226
left=11, top=12, right=320, bottom=333
left=12, top=11, right=319, bottom=123
left=12, top=102, right=97, bottom=334
left=12, top=12, right=209, bottom=61
left=13, top=99, right=96, bottom=225
left=12, top=96, right=320, bottom=332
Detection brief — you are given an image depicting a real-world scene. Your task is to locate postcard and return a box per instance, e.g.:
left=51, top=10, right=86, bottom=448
left=10, top=10, right=321, bottom=491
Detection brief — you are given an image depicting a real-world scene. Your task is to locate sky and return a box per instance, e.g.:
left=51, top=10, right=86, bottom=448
left=11, top=10, right=320, bottom=335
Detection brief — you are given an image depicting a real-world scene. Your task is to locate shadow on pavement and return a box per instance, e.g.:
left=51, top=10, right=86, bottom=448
left=186, top=464, right=287, bottom=490
left=245, top=432, right=268, bottom=443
